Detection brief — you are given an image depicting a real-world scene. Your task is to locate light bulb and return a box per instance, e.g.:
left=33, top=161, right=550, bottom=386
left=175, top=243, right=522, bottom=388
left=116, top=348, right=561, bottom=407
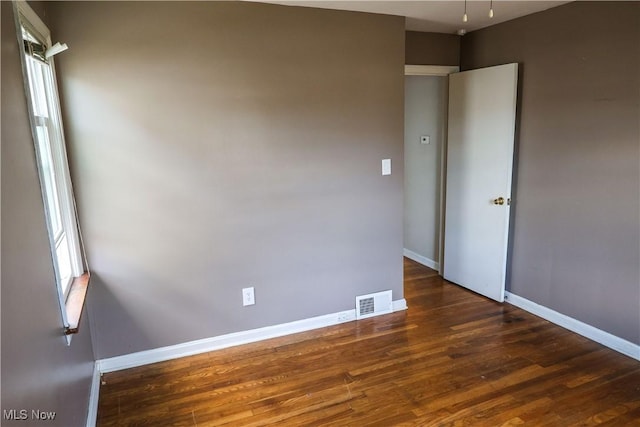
left=463, top=0, right=468, bottom=23
left=489, top=8, right=494, bottom=18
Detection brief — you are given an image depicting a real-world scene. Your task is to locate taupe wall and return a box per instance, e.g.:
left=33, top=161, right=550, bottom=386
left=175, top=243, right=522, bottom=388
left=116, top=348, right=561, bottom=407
left=47, top=1, right=405, bottom=359
left=461, top=2, right=640, bottom=344
left=1, top=2, right=95, bottom=425
left=404, top=76, right=447, bottom=264
left=405, top=31, right=460, bottom=66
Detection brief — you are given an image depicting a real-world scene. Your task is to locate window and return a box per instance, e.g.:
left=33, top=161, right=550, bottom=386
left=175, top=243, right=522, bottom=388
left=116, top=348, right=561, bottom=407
left=15, top=1, right=89, bottom=342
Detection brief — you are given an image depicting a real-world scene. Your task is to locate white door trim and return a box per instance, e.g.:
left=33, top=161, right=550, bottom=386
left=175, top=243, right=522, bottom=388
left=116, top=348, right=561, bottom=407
left=405, top=65, right=459, bottom=76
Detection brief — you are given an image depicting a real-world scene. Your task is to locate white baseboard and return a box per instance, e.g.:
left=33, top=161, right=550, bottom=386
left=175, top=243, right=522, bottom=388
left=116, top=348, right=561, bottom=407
left=403, top=248, right=439, bottom=271
left=86, top=362, right=101, bottom=427
left=505, top=292, right=640, bottom=361
left=393, top=298, right=408, bottom=311
left=97, top=299, right=408, bottom=373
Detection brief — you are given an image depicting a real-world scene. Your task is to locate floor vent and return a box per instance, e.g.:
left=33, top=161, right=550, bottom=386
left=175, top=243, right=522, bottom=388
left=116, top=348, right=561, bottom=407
left=355, top=290, right=393, bottom=320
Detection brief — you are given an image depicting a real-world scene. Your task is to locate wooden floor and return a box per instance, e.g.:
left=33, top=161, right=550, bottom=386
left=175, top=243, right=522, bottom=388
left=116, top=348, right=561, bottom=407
left=97, top=258, right=640, bottom=426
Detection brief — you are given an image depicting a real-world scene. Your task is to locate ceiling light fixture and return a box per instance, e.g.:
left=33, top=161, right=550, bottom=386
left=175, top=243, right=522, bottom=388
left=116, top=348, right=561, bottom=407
left=489, top=0, right=494, bottom=18
left=463, top=0, right=468, bottom=22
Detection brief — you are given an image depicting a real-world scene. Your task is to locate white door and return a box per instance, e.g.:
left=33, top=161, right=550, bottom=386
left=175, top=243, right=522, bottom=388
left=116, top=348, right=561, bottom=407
left=443, top=63, right=518, bottom=302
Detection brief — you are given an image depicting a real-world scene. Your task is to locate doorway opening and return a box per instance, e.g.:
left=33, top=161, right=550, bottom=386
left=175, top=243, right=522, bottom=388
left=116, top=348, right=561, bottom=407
left=403, top=65, right=457, bottom=279
left=403, top=64, right=519, bottom=304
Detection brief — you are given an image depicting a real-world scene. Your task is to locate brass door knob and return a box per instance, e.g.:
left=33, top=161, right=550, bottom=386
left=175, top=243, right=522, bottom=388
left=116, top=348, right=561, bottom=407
left=493, top=197, right=505, bottom=205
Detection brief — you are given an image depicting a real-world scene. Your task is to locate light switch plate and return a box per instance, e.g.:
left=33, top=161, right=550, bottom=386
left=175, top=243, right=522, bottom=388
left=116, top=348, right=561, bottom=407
left=242, top=287, right=255, bottom=306
left=382, top=159, right=391, bottom=176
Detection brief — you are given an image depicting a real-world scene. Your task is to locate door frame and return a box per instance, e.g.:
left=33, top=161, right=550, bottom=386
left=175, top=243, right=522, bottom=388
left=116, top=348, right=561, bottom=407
left=404, top=65, right=458, bottom=274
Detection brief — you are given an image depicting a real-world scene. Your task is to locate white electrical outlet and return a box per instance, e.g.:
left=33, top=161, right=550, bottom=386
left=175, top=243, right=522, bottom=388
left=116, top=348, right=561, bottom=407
left=242, top=287, right=255, bottom=306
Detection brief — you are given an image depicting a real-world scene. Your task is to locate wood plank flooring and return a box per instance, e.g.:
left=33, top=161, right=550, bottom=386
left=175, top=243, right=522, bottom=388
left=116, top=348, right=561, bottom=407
left=97, top=258, right=640, bottom=426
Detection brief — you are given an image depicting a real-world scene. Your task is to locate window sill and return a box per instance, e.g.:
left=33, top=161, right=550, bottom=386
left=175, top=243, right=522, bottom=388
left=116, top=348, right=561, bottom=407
left=64, top=272, right=90, bottom=335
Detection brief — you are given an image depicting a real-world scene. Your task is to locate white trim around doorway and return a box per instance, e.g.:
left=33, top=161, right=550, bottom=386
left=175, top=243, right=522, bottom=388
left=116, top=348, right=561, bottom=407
left=405, top=65, right=459, bottom=76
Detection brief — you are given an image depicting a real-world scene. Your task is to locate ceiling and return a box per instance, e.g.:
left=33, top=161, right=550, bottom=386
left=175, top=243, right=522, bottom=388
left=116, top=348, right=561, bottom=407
left=248, top=1, right=572, bottom=34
